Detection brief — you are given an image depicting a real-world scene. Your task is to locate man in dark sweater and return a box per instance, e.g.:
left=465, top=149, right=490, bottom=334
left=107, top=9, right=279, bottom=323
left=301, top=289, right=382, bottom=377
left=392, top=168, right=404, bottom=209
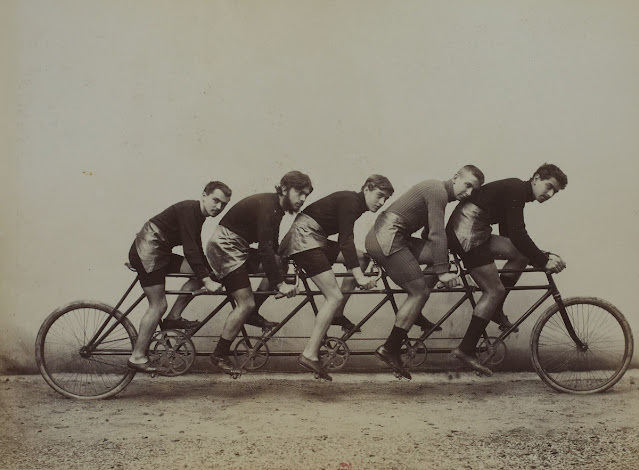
left=446, top=163, right=567, bottom=375
left=127, top=181, right=232, bottom=373
left=206, top=171, right=313, bottom=375
left=365, top=166, right=485, bottom=379
left=279, top=175, right=394, bottom=380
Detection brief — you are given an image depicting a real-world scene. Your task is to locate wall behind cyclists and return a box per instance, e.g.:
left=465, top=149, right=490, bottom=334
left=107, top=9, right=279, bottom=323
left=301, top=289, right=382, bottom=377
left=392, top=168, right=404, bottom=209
left=2, top=0, right=638, bottom=373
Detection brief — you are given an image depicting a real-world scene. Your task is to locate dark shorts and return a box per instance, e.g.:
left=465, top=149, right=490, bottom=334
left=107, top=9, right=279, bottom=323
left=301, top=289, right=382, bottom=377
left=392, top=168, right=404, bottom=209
left=221, top=263, right=253, bottom=293
left=220, top=249, right=284, bottom=293
left=364, top=229, right=427, bottom=286
left=290, top=241, right=341, bottom=278
left=128, top=243, right=185, bottom=288
left=446, top=227, right=494, bottom=269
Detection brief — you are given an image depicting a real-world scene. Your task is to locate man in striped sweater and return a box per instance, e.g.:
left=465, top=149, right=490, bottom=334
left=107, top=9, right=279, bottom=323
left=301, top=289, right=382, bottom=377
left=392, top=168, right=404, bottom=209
left=365, top=166, right=484, bottom=379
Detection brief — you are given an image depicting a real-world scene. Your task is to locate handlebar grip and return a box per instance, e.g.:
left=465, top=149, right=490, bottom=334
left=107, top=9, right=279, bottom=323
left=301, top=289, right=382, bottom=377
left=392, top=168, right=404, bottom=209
left=191, top=287, right=210, bottom=296
left=369, top=261, right=383, bottom=283
left=448, top=261, right=460, bottom=275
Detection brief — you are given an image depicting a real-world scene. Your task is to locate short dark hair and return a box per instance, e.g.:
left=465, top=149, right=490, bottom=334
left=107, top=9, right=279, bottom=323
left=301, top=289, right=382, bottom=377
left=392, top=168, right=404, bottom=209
left=203, top=181, right=232, bottom=197
left=458, top=165, right=485, bottom=185
left=276, top=170, right=313, bottom=195
left=361, top=174, right=394, bottom=196
left=533, top=163, right=567, bottom=189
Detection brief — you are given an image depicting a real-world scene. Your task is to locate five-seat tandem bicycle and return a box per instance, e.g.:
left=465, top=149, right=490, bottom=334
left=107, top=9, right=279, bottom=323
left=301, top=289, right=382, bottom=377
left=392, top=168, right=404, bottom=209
left=35, top=258, right=634, bottom=399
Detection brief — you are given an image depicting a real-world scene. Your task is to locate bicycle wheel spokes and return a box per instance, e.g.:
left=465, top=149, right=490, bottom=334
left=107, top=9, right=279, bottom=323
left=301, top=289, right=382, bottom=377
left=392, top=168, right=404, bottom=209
left=532, top=297, right=633, bottom=394
left=36, top=301, right=137, bottom=399
left=234, top=337, right=270, bottom=371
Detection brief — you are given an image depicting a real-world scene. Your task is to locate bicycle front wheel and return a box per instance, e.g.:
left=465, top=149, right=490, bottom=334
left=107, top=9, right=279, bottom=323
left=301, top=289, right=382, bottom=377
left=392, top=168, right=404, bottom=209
left=531, top=297, right=633, bottom=394
left=35, top=301, right=137, bottom=399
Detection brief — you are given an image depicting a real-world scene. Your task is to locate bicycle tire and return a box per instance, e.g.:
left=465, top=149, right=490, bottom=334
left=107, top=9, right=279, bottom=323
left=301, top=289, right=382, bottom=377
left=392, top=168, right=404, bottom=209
left=530, top=296, right=633, bottom=394
left=35, top=301, right=137, bottom=399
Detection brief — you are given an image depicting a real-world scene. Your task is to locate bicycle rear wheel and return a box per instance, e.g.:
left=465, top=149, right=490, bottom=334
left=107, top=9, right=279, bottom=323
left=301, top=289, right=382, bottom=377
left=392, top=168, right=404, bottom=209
left=531, top=297, right=633, bottom=394
left=35, top=301, right=137, bottom=399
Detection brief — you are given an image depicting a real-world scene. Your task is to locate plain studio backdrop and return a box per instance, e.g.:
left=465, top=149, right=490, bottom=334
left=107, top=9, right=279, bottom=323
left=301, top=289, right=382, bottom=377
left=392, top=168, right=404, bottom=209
left=1, top=0, right=638, bottom=371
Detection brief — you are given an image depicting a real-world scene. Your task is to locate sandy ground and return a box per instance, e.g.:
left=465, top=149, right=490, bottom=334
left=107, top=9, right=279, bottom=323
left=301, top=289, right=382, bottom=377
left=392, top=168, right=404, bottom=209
left=1, top=370, right=638, bottom=470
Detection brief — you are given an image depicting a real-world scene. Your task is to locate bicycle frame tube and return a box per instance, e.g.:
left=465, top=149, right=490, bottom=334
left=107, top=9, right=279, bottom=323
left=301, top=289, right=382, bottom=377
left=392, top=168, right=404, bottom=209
left=86, top=261, right=582, bottom=362
left=227, top=276, right=318, bottom=357
left=545, top=272, right=586, bottom=349
left=337, top=274, right=400, bottom=343
left=86, top=276, right=144, bottom=352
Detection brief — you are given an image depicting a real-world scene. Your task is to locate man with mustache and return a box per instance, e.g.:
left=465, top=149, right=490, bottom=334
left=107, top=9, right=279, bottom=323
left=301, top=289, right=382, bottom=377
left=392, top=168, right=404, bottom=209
left=446, top=163, right=568, bottom=376
left=279, top=174, right=395, bottom=380
left=365, top=165, right=485, bottom=379
left=126, top=181, right=232, bottom=373
left=206, top=171, right=313, bottom=375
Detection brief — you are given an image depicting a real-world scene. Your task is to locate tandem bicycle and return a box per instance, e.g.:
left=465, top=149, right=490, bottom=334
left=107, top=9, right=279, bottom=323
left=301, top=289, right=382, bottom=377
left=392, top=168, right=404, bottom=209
left=35, top=256, right=633, bottom=399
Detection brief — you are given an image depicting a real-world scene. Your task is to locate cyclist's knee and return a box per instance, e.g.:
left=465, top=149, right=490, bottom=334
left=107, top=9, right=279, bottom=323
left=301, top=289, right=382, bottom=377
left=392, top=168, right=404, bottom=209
left=239, top=297, right=256, bottom=315
left=488, top=283, right=506, bottom=300
left=327, top=290, right=344, bottom=305
left=148, top=298, right=168, bottom=316
left=405, top=278, right=430, bottom=299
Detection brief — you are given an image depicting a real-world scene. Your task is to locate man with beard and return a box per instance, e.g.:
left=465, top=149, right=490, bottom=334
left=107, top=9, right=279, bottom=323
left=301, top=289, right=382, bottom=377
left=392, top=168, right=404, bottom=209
left=206, top=171, right=313, bottom=375
left=447, top=163, right=567, bottom=376
left=126, top=181, right=232, bottom=373
left=365, top=165, right=484, bottom=379
left=279, top=174, right=395, bottom=380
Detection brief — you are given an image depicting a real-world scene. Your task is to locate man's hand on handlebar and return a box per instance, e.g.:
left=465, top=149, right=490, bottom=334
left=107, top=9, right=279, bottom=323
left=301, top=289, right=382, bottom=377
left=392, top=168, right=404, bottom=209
left=275, top=282, right=298, bottom=299
left=353, top=267, right=378, bottom=290
left=202, top=277, right=221, bottom=292
left=355, top=274, right=377, bottom=291
left=545, top=254, right=566, bottom=273
left=437, top=271, right=461, bottom=289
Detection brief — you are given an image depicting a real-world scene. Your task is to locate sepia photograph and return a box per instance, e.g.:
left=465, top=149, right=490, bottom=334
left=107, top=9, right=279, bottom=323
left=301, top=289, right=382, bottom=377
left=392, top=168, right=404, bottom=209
left=2, top=1, right=638, bottom=469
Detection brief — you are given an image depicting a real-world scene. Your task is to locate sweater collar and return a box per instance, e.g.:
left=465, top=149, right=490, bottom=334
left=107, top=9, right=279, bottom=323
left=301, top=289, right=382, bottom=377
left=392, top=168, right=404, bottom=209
left=444, top=180, right=455, bottom=202
left=525, top=180, right=535, bottom=202
left=357, top=191, right=368, bottom=212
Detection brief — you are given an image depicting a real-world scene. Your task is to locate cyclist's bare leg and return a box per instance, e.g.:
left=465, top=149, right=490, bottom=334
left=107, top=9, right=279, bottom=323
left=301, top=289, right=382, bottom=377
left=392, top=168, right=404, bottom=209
left=394, top=276, right=431, bottom=329
left=244, top=274, right=279, bottom=331
left=302, top=270, right=343, bottom=361
left=333, top=251, right=368, bottom=317
left=254, top=277, right=270, bottom=307
left=165, top=281, right=203, bottom=321
left=165, top=259, right=203, bottom=321
left=468, top=263, right=506, bottom=320
left=130, top=284, right=168, bottom=362
left=451, top=263, right=501, bottom=375
left=220, top=287, right=256, bottom=341
left=411, top=239, right=441, bottom=328
left=208, top=286, right=254, bottom=375
left=489, top=235, right=528, bottom=278
left=478, top=235, right=530, bottom=330
left=374, top=275, right=429, bottom=379
left=254, top=277, right=272, bottom=315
